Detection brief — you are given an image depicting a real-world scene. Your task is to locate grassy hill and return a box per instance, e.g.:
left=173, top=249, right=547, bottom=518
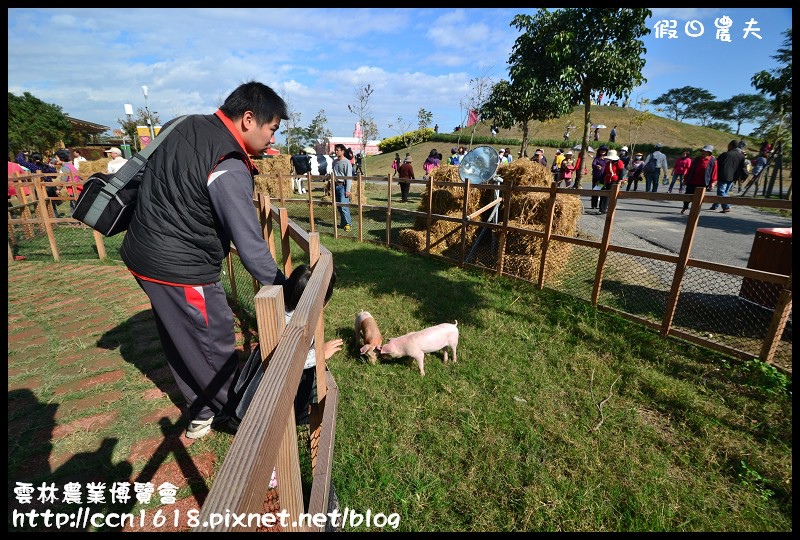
left=362, top=105, right=764, bottom=175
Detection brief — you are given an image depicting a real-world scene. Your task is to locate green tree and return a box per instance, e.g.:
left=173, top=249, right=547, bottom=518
left=347, top=83, right=376, bottom=157
left=8, top=92, right=72, bottom=157
left=389, top=108, right=433, bottom=151
left=116, top=107, right=161, bottom=153
left=510, top=8, right=651, bottom=187
left=687, top=100, right=729, bottom=127
left=751, top=28, right=792, bottom=148
left=751, top=28, right=792, bottom=118
left=652, top=86, right=715, bottom=122
left=479, top=78, right=572, bottom=157
left=307, top=109, right=333, bottom=152
left=706, top=121, right=734, bottom=133
left=722, top=94, right=772, bottom=136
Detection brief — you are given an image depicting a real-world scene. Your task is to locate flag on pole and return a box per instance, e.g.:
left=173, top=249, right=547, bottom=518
left=353, top=122, right=363, bottom=139
left=466, top=109, right=478, bottom=127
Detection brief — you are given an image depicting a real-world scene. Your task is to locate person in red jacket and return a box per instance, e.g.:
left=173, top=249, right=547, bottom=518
left=681, top=145, right=717, bottom=215
left=668, top=149, right=692, bottom=193
left=598, top=149, right=625, bottom=214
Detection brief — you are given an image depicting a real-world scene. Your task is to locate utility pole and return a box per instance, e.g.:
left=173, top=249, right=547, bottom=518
left=141, top=85, right=156, bottom=141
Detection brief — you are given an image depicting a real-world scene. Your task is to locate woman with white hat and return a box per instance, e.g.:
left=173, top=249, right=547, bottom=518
left=626, top=152, right=645, bottom=192
left=598, top=149, right=625, bottom=214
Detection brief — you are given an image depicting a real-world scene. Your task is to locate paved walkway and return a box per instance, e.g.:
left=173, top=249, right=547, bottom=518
left=8, top=260, right=280, bottom=532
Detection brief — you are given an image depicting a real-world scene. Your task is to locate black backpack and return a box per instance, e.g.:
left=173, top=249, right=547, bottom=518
left=643, top=154, right=658, bottom=174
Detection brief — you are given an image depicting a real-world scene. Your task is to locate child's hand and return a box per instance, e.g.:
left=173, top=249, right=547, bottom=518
left=323, top=338, right=344, bottom=360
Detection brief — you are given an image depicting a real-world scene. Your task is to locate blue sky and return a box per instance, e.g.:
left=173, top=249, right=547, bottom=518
left=7, top=8, right=791, bottom=145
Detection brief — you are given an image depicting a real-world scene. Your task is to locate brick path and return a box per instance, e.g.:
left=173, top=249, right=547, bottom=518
left=8, top=260, right=281, bottom=532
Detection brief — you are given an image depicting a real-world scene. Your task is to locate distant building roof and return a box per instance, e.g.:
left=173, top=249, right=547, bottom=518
left=67, top=116, right=110, bottom=135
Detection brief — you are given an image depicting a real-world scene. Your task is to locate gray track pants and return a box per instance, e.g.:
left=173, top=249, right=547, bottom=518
left=135, top=277, right=238, bottom=422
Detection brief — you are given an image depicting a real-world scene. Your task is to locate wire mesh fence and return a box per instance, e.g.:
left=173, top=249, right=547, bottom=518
left=8, top=173, right=792, bottom=374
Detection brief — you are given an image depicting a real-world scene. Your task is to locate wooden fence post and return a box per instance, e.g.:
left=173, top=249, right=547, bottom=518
left=33, top=177, right=60, bottom=262
left=537, top=181, right=559, bottom=287
left=459, top=179, right=471, bottom=267
left=496, top=181, right=513, bottom=275
left=307, top=173, right=315, bottom=233
left=425, top=176, right=434, bottom=256
left=385, top=174, right=392, bottom=246
left=759, top=275, right=792, bottom=364
left=661, top=187, right=706, bottom=336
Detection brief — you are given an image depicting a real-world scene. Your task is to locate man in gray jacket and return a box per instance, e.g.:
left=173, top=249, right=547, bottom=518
left=120, top=81, right=288, bottom=439
left=643, top=143, right=669, bottom=193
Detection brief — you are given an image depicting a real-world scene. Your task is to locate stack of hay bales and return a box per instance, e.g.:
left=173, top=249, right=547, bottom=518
left=497, top=159, right=582, bottom=282
left=254, top=173, right=293, bottom=198
left=400, top=165, right=482, bottom=255
left=253, top=156, right=294, bottom=197
left=253, top=155, right=292, bottom=176
left=77, top=158, right=112, bottom=176
left=398, top=159, right=581, bottom=283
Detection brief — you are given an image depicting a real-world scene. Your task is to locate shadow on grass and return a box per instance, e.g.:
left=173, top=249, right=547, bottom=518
left=8, top=389, right=212, bottom=532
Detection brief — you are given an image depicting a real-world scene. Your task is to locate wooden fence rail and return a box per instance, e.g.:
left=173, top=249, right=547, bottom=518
left=8, top=172, right=792, bottom=372
left=196, top=193, right=337, bottom=531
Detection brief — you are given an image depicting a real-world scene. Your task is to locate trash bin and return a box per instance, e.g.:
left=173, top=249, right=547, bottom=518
left=739, top=227, right=792, bottom=308
left=120, top=144, right=132, bottom=159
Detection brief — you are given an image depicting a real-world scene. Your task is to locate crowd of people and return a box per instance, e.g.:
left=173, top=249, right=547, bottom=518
left=383, top=134, right=768, bottom=217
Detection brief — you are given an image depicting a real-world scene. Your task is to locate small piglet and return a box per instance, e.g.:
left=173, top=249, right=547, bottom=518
left=355, top=311, right=383, bottom=365
left=379, top=321, right=458, bottom=377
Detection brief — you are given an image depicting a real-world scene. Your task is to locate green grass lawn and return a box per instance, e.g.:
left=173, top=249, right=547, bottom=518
left=228, top=236, right=791, bottom=531
left=8, top=189, right=791, bottom=532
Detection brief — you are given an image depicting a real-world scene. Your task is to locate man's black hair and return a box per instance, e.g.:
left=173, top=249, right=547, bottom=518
left=219, top=81, right=289, bottom=126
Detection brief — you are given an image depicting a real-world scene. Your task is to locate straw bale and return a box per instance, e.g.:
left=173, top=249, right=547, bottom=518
left=414, top=181, right=482, bottom=229
left=498, top=159, right=552, bottom=188
left=253, top=155, right=292, bottom=175
left=398, top=228, right=427, bottom=253
left=254, top=174, right=293, bottom=197
left=502, top=219, right=574, bottom=284
left=509, top=191, right=582, bottom=236
left=78, top=158, right=112, bottom=176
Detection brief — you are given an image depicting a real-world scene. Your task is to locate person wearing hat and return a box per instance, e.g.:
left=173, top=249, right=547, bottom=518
left=589, top=145, right=610, bottom=209
left=626, top=152, right=645, bottom=192
left=397, top=154, right=415, bottom=203
left=551, top=148, right=565, bottom=181
left=531, top=148, right=547, bottom=168
left=618, top=146, right=630, bottom=170
left=105, top=147, right=128, bottom=174
left=598, top=149, right=625, bottom=214
left=558, top=150, right=576, bottom=188
left=497, top=149, right=508, bottom=165
left=642, top=143, right=669, bottom=192
left=681, top=145, right=718, bottom=215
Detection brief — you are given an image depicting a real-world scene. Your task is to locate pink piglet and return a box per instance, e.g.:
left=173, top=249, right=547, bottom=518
left=355, top=310, right=383, bottom=365
left=379, top=321, right=459, bottom=377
